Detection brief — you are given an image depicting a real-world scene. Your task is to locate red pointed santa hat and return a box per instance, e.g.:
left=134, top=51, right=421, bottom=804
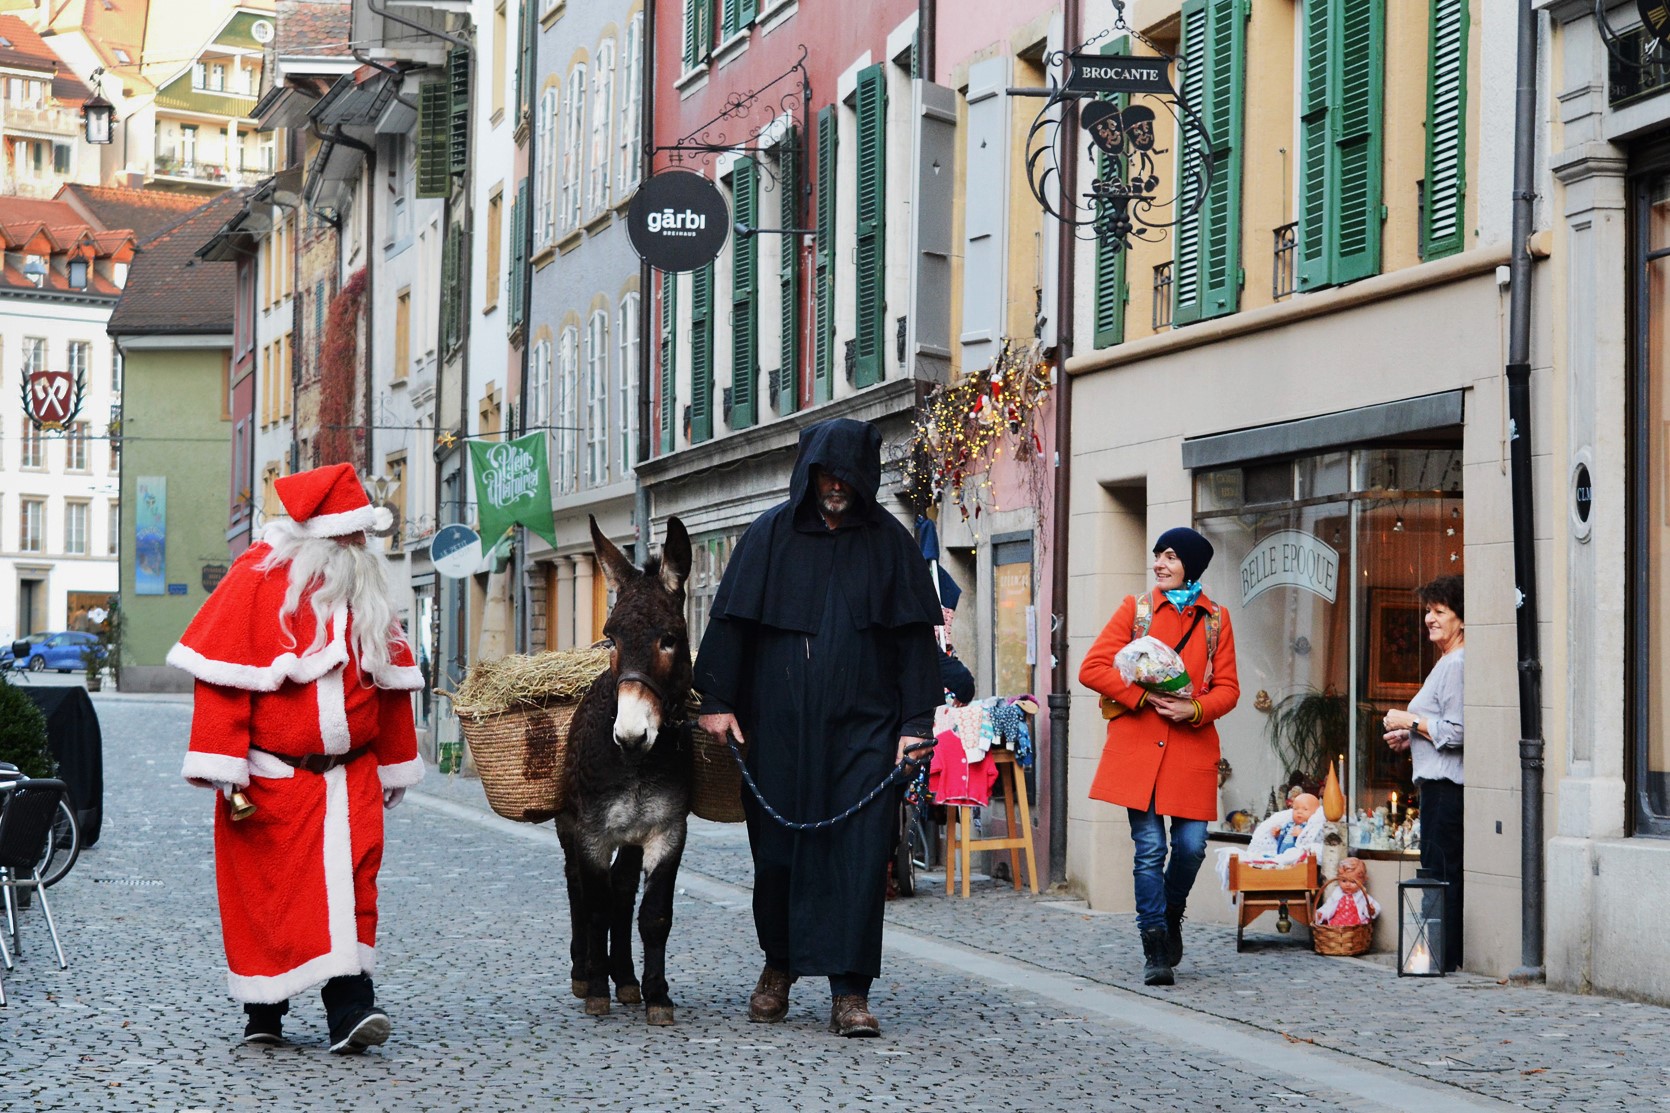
left=274, top=462, right=393, bottom=538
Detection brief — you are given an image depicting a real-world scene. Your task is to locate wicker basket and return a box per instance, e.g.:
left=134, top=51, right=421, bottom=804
left=1311, top=878, right=1375, bottom=957
left=458, top=700, right=577, bottom=824
left=690, top=724, right=746, bottom=824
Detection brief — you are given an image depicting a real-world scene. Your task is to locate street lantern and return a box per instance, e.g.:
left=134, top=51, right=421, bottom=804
left=83, top=93, right=114, bottom=145
left=1397, top=873, right=1448, bottom=977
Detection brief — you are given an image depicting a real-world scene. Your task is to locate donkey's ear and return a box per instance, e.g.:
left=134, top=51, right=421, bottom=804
left=590, top=515, right=637, bottom=594
left=659, top=516, right=692, bottom=597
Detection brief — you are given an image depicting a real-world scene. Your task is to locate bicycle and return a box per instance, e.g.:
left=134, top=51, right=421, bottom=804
left=0, top=764, right=79, bottom=889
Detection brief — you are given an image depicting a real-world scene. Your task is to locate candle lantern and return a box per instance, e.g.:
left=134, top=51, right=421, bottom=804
left=1397, top=873, right=1448, bottom=977
left=82, top=93, right=114, bottom=145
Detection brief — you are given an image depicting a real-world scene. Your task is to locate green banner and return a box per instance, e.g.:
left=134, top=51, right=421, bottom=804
left=469, top=433, right=557, bottom=552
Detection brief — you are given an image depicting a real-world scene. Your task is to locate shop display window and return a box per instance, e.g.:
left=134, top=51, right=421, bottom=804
left=1193, top=447, right=1462, bottom=857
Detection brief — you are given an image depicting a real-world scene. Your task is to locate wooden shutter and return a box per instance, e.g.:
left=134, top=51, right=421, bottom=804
left=1173, top=0, right=1243, bottom=325
left=721, top=0, right=753, bottom=38
left=1092, top=41, right=1129, bottom=349
left=1330, top=0, right=1384, bottom=283
left=778, top=126, right=800, bottom=414
left=690, top=263, right=713, bottom=442
left=853, top=64, right=886, bottom=387
left=960, top=56, right=1010, bottom=375
left=1296, top=0, right=1332, bottom=291
left=659, top=272, right=677, bottom=453
left=416, top=82, right=450, bottom=199
left=684, top=0, right=712, bottom=68
left=448, top=47, right=470, bottom=177
left=814, top=103, right=836, bottom=403
left=440, top=235, right=457, bottom=352
left=1422, top=0, right=1468, bottom=259
left=730, top=158, right=758, bottom=429
left=509, top=179, right=528, bottom=329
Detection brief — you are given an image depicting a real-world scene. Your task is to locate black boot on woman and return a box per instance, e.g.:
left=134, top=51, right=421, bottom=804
left=1140, top=927, right=1175, bottom=986
left=1165, top=903, right=1187, bottom=966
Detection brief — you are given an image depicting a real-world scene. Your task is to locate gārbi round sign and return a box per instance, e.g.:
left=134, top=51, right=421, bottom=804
left=627, top=169, right=730, bottom=272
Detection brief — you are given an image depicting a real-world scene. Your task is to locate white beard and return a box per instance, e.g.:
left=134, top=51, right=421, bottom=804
left=259, top=519, right=401, bottom=680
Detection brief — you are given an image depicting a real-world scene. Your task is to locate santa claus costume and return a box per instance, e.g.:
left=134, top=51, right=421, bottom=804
left=169, top=463, right=425, bottom=1052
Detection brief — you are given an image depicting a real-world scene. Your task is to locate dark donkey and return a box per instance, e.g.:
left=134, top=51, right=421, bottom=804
left=556, top=514, right=694, bottom=1025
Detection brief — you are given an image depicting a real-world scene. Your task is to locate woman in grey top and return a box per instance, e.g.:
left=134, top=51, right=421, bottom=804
left=1381, top=574, right=1465, bottom=971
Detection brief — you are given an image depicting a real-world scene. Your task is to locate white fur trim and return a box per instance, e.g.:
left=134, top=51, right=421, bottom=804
left=247, top=749, right=296, bottom=780
left=322, top=765, right=360, bottom=981
left=371, top=663, right=424, bottom=690
left=371, top=505, right=393, bottom=532
left=183, top=752, right=249, bottom=788
left=377, top=757, right=425, bottom=790
left=226, top=947, right=372, bottom=1004
left=358, top=942, right=377, bottom=975
left=317, top=666, right=351, bottom=756
left=168, top=636, right=348, bottom=693
left=298, top=505, right=379, bottom=538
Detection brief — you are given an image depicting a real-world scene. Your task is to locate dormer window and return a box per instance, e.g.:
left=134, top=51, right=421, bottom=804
left=22, top=257, right=46, bottom=287
left=68, top=259, right=89, bottom=289
left=114, top=47, right=131, bottom=64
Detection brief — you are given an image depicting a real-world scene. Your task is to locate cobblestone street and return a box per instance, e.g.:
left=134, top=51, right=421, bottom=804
left=1, top=694, right=1664, bottom=1111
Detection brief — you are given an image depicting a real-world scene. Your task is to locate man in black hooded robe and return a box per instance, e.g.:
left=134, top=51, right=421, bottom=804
left=695, top=418, right=942, bottom=1038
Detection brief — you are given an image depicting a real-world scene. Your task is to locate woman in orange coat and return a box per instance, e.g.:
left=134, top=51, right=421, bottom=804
left=1079, top=528, right=1239, bottom=986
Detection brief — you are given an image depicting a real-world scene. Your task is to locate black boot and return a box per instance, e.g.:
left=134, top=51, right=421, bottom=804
left=322, top=974, right=390, bottom=1054
left=1165, top=904, right=1186, bottom=967
left=1140, top=926, right=1174, bottom=986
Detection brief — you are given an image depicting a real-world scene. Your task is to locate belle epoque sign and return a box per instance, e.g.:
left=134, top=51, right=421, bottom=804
left=1239, top=530, right=1341, bottom=606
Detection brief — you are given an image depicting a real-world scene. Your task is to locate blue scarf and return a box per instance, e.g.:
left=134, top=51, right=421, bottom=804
left=1163, top=581, right=1204, bottom=612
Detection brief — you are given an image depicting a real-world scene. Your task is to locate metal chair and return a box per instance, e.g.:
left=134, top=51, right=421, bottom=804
left=0, top=778, right=71, bottom=1003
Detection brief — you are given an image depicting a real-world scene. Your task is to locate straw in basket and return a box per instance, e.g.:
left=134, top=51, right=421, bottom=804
left=459, top=701, right=576, bottom=823
left=1310, top=877, right=1375, bottom=957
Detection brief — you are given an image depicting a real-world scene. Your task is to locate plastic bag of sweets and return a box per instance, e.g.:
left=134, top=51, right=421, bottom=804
left=1114, top=635, right=1194, bottom=697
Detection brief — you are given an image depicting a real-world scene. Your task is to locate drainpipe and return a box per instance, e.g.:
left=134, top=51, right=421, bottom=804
left=1505, top=0, right=1545, bottom=983
left=1047, top=0, right=1080, bottom=888
left=363, top=148, right=378, bottom=477
left=634, top=0, right=658, bottom=565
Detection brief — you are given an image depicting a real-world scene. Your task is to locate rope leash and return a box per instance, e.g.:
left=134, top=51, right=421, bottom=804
left=721, top=735, right=936, bottom=831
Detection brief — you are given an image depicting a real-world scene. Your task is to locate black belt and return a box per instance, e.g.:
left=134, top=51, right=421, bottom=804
left=253, top=745, right=370, bottom=774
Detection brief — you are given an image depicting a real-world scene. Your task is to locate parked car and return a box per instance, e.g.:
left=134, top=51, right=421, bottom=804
left=4, top=631, right=104, bottom=673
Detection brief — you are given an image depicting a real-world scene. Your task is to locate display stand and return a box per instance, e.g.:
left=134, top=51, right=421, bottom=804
left=943, top=750, right=1039, bottom=898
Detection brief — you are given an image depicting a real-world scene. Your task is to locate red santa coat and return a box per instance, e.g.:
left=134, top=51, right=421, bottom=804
left=168, top=542, right=425, bottom=1003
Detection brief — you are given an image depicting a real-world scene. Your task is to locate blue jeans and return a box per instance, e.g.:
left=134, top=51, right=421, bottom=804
left=1126, top=807, right=1208, bottom=932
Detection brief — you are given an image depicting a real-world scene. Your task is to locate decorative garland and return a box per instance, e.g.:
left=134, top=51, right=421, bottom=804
left=317, top=267, right=368, bottom=465
left=899, top=338, right=1052, bottom=523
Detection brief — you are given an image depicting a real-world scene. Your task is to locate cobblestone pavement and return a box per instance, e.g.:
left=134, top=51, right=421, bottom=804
left=1, top=694, right=1661, bottom=1111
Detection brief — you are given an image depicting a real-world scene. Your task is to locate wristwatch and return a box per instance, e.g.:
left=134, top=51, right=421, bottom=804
left=1413, top=717, right=1423, bottom=737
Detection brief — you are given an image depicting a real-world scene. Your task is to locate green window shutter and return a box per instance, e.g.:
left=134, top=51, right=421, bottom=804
left=439, top=237, right=455, bottom=352
left=690, top=263, right=714, bottom=442
left=853, top=64, right=886, bottom=387
left=721, top=0, right=738, bottom=38
left=1330, top=0, right=1384, bottom=283
left=448, top=48, right=471, bottom=177
left=660, top=272, right=677, bottom=453
left=1422, top=0, right=1468, bottom=260
left=1173, top=0, right=1243, bottom=326
left=779, top=126, right=800, bottom=414
left=813, top=103, right=837, bottom=403
left=730, top=158, right=758, bottom=429
left=684, top=0, right=713, bottom=68
left=1092, top=41, right=1129, bottom=349
left=509, top=180, right=528, bottom=329
left=741, top=0, right=757, bottom=26
left=416, top=82, right=450, bottom=199
left=1296, top=0, right=1332, bottom=291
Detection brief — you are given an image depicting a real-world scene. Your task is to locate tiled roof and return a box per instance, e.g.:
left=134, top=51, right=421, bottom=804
left=0, top=15, right=65, bottom=74
left=108, top=189, right=248, bottom=335
left=0, top=197, right=136, bottom=299
left=53, top=184, right=209, bottom=240
left=276, top=0, right=349, bottom=57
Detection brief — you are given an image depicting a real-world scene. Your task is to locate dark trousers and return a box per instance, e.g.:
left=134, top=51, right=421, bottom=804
left=755, top=861, right=874, bottom=1000
left=1417, top=777, right=1464, bottom=971
left=245, top=974, right=374, bottom=1031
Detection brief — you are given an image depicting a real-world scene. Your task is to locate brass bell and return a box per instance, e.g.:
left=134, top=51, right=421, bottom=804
left=1276, top=901, right=1292, bottom=934
left=228, top=789, right=257, bottom=821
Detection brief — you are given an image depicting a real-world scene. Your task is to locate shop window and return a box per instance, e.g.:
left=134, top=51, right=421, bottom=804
left=992, top=534, right=1035, bottom=698
left=1193, top=446, right=1462, bottom=856
left=687, top=530, right=741, bottom=644
left=1633, top=163, right=1670, bottom=836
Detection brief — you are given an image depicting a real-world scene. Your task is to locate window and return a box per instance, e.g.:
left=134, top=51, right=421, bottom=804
left=23, top=336, right=45, bottom=375
left=527, top=336, right=552, bottom=432
left=561, top=65, right=587, bottom=232
left=20, top=417, right=43, bottom=468
left=261, top=344, right=273, bottom=425
left=617, top=13, right=643, bottom=197
left=53, top=143, right=70, bottom=176
left=107, top=501, right=119, bottom=555
left=64, top=501, right=89, bottom=555
left=395, top=289, right=411, bottom=380
left=588, top=39, right=615, bottom=216
left=1172, top=0, right=1246, bottom=325
left=585, top=310, right=610, bottom=485
left=555, top=326, right=579, bottom=492
left=1421, top=0, right=1469, bottom=260
left=775, top=128, right=800, bottom=414
left=67, top=340, right=89, bottom=387
left=182, top=125, right=198, bottom=168
left=720, top=0, right=757, bottom=39
left=537, top=86, right=559, bottom=247
left=485, top=189, right=504, bottom=311
left=1634, top=160, right=1670, bottom=836
left=683, top=0, right=713, bottom=70
left=66, top=422, right=89, bottom=472
left=280, top=334, right=292, bottom=417
left=19, top=499, right=43, bottom=553
left=617, top=292, right=639, bottom=475
left=112, top=349, right=123, bottom=394
left=851, top=65, right=886, bottom=386
left=193, top=61, right=207, bottom=88
left=387, top=134, right=413, bottom=246
left=690, top=263, right=714, bottom=442
left=492, top=1, right=508, bottom=119
left=813, top=104, right=837, bottom=402
left=1297, top=0, right=1385, bottom=291
left=211, top=62, right=226, bottom=91
left=730, top=158, right=759, bottom=429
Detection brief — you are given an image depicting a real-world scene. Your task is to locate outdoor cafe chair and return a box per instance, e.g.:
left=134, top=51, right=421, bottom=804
left=0, top=778, right=72, bottom=1004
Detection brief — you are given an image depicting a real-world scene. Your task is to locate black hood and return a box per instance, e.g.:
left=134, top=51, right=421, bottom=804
left=788, top=418, right=884, bottom=521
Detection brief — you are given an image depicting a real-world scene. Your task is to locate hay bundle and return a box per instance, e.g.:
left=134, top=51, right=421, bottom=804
left=451, top=646, right=610, bottom=717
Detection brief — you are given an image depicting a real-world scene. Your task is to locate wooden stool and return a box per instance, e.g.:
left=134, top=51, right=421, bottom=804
left=1226, top=855, right=1320, bottom=951
left=944, top=750, right=1039, bottom=898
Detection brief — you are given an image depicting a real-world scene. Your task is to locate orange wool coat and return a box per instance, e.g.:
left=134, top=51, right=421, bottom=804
left=1078, top=588, right=1240, bottom=821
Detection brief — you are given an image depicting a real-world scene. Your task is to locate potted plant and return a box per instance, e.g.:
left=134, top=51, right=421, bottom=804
left=0, top=675, right=52, bottom=777
left=80, top=640, right=104, bottom=691
left=1264, top=688, right=1348, bottom=797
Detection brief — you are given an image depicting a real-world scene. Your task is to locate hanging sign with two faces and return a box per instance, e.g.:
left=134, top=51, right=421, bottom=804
left=626, top=169, right=732, bottom=273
